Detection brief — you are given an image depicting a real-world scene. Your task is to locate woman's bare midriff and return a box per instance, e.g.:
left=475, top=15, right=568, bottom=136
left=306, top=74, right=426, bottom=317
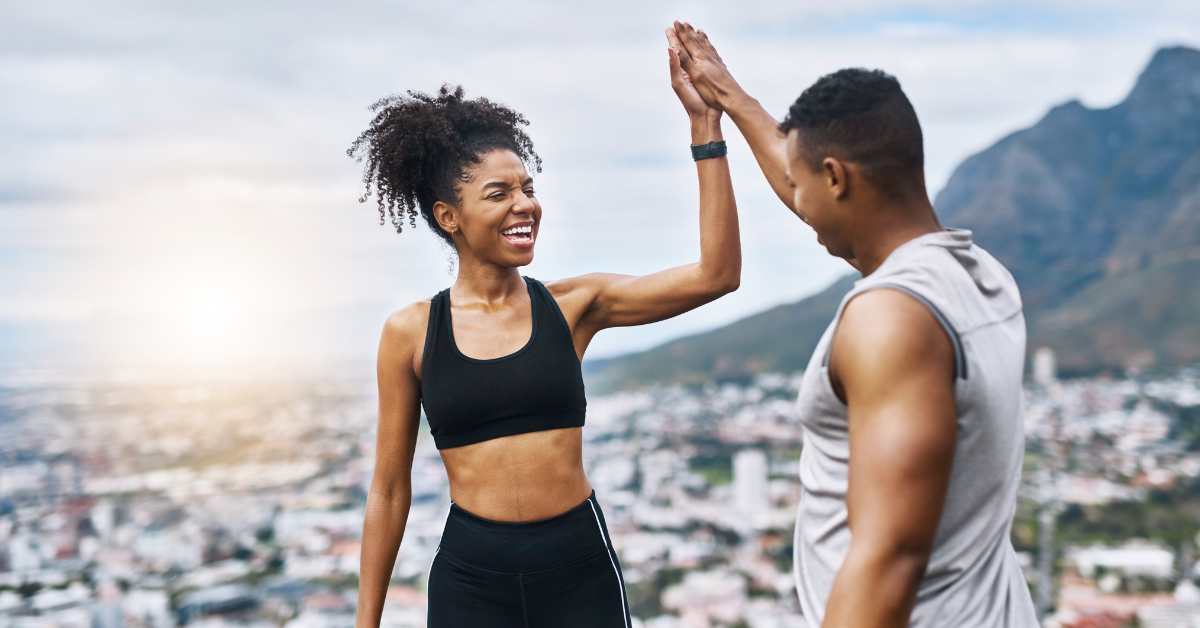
left=439, top=427, right=592, bottom=522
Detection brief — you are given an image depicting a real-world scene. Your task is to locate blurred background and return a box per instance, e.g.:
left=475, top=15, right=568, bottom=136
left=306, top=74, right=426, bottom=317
left=2, top=1, right=1200, bottom=627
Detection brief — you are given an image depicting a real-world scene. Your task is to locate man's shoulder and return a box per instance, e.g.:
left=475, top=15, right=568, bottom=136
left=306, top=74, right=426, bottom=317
left=858, top=239, right=1022, bottom=331
left=834, top=289, right=957, bottom=390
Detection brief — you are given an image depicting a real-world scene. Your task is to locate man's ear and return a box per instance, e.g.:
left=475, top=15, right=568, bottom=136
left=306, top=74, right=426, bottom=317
left=432, top=200, right=458, bottom=236
left=823, top=157, right=849, bottom=200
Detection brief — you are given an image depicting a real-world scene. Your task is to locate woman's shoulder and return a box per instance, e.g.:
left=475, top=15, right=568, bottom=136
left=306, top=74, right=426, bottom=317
left=537, top=273, right=619, bottom=300
left=381, top=298, right=435, bottom=346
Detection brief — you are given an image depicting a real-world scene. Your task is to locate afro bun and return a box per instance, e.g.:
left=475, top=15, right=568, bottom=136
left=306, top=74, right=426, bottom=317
left=348, top=85, right=541, bottom=246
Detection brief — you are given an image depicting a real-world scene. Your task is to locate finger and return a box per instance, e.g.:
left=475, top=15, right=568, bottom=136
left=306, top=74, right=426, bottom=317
left=667, top=27, right=686, bottom=60
left=667, top=48, right=696, bottom=102
left=686, top=23, right=716, bottom=58
left=667, top=48, right=684, bottom=90
left=665, top=26, right=683, bottom=49
left=696, top=29, right=723, bottom=62
left=680, top=22, right=715, bottom=68
left=677, top=47, right=695, bottom=71
left=674, top=20, right=700, bottom=56
left=665, top=27, right=689, bottom=64
left=667, top=43, right=694, bottom=73
left=680, top=21, right=703, bottom=50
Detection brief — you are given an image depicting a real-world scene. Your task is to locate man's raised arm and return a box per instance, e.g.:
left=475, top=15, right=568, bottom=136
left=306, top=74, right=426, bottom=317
left=666, top=21, right=792, bottom=209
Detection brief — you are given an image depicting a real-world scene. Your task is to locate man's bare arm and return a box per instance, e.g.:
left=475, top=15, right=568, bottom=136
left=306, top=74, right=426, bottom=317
left=666, top=22, right=792, bottom=208
left=823, top=289, right=958, bottom=628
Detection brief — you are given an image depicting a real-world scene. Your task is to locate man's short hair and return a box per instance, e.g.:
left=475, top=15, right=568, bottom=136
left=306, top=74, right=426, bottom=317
left=779, top=69, right=924, bottom=199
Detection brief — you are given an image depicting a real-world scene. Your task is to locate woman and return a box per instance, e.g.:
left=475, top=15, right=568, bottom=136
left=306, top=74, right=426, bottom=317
left=352, top=44, right=737, bottom=628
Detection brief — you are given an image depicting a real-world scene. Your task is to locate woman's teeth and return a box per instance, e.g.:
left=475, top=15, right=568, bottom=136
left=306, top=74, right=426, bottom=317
left=501, top=225, right=533, bottom=236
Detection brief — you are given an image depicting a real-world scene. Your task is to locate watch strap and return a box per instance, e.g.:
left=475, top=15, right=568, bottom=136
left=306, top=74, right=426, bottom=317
left=691, top=141, right=728, bottom=161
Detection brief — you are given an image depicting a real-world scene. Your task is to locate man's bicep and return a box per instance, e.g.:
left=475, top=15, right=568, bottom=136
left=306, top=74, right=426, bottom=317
left=835, top=290, right=958, bottom=552
left=845, top=394, right=956, bottom=551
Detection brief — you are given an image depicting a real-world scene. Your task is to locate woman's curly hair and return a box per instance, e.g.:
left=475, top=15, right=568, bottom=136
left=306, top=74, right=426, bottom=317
left=347, top=85, right=542, bottom=247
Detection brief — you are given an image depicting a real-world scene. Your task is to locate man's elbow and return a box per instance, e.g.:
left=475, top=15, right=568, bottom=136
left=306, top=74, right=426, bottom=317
left=890, top=548, right=932, bottom=587
left=874, top=542, right=934, bottom=595
left=853, top=539, right=933, bottom=591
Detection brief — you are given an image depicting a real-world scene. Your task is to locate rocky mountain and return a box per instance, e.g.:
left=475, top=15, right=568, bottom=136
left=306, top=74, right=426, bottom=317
left=587, top=46, right=1200, bottom=391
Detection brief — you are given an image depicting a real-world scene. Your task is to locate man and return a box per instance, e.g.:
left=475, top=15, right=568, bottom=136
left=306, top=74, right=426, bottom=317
left=666, top=23, right=1038, bottom=628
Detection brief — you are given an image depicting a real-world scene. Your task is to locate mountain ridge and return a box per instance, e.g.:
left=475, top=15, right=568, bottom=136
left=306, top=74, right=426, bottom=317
left=587, top=46, right=1200, bottom=392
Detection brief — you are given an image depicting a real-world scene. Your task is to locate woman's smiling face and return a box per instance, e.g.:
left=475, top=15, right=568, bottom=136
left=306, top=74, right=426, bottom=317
left=435, top=149, right=541, bottom=268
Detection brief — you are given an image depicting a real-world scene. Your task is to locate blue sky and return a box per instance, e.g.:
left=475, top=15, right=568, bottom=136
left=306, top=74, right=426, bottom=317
left=1, top=0, right=1198, bottom=375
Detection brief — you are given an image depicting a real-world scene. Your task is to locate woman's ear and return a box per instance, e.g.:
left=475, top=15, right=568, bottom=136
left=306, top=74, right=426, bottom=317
left=432, top=200, right=458, bottom=236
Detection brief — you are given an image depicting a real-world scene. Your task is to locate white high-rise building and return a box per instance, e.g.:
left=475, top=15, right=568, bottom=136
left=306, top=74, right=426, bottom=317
left=1033, top=347, right=1056, bottom=386
left=733, top=449, right=768, bottom=531
left=91, top=500, right=114, bottom=542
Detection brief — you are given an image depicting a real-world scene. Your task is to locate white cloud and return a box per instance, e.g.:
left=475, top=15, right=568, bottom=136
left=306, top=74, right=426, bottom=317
left=1, top=0, right=1197, bottom=369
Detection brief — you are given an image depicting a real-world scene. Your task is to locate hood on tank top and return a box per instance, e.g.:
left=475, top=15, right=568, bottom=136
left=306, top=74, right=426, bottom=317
left=855, top=229, right=1023, bottom=335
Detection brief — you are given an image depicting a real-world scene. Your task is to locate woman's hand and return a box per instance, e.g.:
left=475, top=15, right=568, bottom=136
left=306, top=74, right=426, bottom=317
left=541, top=42, right=740, bottom=360
left=668, top=36, right=720, bottom=125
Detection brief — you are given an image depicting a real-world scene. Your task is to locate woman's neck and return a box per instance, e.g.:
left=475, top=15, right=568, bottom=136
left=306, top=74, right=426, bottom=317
left=451, top=256, right=527, bottom=305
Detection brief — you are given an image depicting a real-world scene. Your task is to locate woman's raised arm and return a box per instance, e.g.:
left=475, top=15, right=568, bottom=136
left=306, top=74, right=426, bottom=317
left=549, top=44, right=740, bottom=356
left=354, top=304, right=425, bottom=628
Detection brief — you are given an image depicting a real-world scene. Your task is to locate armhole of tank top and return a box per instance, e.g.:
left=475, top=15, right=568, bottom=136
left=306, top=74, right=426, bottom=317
left=822, top=284, right=968, bottom=381
left=525, top=277, right=573, bottom=335
left=419, top=291, right=445, bottom=383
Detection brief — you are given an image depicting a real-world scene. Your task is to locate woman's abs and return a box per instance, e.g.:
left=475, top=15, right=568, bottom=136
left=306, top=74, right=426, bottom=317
left=439, top=427, right=592, bottom=522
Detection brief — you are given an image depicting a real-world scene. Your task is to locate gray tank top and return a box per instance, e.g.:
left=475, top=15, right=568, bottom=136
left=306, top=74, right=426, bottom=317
left=793, top=229, right=1038, bottom=627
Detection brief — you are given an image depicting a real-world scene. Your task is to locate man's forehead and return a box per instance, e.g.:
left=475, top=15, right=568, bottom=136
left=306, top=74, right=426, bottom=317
left=784, top=129, right=802, bottom=153
left=783, top=130, right=808, bottom=170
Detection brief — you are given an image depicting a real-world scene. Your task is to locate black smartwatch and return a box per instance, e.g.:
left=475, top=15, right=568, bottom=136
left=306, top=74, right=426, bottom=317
left=691, top=141, right=728, bottom=161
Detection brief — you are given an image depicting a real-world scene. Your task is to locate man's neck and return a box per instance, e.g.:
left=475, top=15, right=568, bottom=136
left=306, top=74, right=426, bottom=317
left=846, top=199, right=942, bottom=277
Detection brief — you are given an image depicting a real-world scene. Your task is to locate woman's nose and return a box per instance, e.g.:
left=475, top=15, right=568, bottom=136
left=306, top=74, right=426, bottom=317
left=513, top=192, right=535, bottom=214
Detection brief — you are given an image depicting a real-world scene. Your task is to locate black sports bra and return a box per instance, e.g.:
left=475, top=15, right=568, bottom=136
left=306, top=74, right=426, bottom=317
left=419, top=277, right=587, bottom=450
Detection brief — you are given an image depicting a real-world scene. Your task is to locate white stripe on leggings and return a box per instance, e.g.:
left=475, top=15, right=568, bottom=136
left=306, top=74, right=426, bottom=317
left=426, top=547, right=440, bottom=590
left=587, top=499, right=630, bottom=628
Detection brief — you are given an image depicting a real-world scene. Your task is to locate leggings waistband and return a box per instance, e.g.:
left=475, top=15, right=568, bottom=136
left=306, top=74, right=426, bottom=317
left=439, top=491, right=613, bottom=574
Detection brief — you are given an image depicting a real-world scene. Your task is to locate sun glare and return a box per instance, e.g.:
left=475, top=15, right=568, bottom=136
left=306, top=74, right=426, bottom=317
left=184, top=289, right=235, bottom=331
left=172, top=285, right=249, bottom=363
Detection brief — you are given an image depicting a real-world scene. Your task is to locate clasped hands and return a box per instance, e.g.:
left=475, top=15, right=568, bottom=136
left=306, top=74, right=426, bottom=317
left=665, top=21, right=744, bottom=122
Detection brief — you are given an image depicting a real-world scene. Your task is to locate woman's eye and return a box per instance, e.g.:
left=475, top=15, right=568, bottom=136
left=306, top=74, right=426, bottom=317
left=488, top=193, right=505, bottom=200
left=525, top=188, right=536, bottom=195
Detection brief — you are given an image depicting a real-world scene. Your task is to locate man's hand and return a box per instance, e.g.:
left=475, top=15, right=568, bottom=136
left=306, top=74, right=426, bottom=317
left=665, top=21, right=744, bottom=111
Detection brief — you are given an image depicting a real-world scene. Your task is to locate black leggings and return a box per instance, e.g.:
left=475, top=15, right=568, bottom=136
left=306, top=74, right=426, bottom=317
left=427, top=491, right=631, bottom=628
